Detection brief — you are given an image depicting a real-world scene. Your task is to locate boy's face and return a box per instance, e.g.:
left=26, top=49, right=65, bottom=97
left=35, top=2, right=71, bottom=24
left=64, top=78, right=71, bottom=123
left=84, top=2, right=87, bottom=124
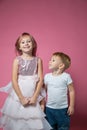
left=49, top=55, right=63, bottom=71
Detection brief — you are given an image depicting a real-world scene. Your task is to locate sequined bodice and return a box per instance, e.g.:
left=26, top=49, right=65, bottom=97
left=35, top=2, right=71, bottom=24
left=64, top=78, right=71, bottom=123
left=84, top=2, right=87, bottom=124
left=17, top=56, right=38, bottom=76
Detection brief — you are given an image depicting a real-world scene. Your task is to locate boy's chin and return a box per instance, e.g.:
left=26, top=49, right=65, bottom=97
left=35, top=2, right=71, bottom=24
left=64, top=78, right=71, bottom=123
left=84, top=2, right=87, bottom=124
left=48, top=67, right=53, bottom=70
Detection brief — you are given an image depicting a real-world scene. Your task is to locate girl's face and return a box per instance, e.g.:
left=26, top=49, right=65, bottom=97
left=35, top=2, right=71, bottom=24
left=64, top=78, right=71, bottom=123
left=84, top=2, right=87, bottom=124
left=49, top=55, right=64, bottom=71
left=19, top=35, right=33, bottom=54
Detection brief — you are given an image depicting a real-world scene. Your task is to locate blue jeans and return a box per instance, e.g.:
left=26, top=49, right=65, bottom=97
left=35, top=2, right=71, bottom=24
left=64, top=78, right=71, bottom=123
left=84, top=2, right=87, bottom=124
left=46, top=107, right=70, bottom=130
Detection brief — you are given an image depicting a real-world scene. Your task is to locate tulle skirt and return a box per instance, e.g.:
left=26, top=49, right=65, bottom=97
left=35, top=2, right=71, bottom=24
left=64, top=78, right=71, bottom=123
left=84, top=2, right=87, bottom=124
left=0, top=75, right=52, bottom=130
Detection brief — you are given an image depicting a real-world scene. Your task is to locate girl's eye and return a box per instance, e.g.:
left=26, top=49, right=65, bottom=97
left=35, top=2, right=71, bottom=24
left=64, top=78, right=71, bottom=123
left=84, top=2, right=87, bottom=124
left=27, top=40, right=31, bottom=43
left=21, top=42, right=25, bottom=44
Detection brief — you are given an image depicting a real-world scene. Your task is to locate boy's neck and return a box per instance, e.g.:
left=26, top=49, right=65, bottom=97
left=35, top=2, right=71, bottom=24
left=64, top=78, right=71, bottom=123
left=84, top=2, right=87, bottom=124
left=52, top=69, right=64, bottom=76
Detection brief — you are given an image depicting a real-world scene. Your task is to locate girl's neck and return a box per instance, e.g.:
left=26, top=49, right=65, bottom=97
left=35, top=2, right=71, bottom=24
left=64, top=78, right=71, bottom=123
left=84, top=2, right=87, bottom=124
left=21, top=53, right=33, bottom=59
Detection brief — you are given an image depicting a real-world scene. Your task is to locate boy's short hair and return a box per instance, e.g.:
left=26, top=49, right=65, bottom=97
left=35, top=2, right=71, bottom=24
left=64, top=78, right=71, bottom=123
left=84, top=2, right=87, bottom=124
left=53, top=52, right=71, bottom=70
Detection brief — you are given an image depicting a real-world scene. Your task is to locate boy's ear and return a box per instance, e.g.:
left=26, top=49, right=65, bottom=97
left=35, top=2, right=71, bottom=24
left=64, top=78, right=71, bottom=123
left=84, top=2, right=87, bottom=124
left=59, top=63, right=65, bottom=69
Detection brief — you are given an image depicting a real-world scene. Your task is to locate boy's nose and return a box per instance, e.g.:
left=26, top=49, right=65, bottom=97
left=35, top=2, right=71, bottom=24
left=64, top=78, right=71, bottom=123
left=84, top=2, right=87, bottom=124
left=49, top=61, right=51, bottom=65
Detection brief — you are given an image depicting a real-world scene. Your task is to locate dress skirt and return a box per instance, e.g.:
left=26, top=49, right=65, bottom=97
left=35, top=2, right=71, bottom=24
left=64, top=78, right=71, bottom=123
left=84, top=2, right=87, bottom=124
left=0, top=75, right=52, bottom=130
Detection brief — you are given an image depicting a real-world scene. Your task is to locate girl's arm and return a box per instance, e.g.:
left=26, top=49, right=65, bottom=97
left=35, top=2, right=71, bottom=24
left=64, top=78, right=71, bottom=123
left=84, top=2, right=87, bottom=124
left=29, top=58, right=43, bottom=104
left=12, top=58, right=29, bottom=106
left=67, top=83, right=75, bottom=115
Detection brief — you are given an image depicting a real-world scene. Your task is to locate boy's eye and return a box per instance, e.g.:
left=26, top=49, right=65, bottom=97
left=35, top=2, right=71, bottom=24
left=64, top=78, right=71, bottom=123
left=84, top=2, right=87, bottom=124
left=52, top=60, right=55, bottom=62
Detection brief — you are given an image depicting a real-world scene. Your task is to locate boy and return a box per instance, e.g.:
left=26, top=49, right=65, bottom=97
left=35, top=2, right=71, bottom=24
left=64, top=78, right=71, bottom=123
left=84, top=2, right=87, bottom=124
left=44, top=52, right=75, bottom=130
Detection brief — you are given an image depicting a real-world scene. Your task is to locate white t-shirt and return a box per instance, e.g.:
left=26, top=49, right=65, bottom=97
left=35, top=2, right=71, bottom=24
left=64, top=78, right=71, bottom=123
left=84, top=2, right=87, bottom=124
left=44, top=72, right=73, bottom=109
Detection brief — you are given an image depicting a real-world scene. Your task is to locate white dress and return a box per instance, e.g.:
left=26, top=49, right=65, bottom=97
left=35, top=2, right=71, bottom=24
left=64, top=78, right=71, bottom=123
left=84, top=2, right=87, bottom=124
left=0, top=56, right=51, bottom=130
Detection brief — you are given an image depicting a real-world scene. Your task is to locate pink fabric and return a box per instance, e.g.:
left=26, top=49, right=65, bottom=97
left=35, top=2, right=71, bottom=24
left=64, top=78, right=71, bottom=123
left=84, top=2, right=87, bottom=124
left=17, top=56, right=38, bottom=76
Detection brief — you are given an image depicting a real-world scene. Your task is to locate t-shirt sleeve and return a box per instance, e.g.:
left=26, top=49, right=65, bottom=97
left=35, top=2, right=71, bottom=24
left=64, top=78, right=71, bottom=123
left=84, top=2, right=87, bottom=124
left=67, top=74, right=73, bottom=85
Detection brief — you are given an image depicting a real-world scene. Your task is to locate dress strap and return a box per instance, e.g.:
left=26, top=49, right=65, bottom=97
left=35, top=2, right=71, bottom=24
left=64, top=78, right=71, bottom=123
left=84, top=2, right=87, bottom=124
left=33, top=57, right=38, bottom=75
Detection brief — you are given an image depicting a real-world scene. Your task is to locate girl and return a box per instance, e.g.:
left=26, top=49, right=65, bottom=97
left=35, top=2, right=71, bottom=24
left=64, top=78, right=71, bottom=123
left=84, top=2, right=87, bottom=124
left=0, top=32, right=51, bottom=130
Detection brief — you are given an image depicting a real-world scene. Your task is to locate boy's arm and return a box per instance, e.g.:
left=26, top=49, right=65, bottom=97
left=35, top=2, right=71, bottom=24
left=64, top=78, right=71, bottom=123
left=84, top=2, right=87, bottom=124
left=40, top=98, right=46, bottom=111
left=68, top=83, right=75, bottom=115
left=39, top=84, right=47, bottom=111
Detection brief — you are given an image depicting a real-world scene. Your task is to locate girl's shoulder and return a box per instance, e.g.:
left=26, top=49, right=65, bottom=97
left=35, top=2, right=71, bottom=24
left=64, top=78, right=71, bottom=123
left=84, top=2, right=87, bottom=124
left=37, top=56, right=42, bottom=60
left=16, top=56, right=22, bottom=60
left=37, top=57, right=43, bottom=63
left=13, top=56, right=21, bottom=64
left=12, top=56, right=19, bottom=67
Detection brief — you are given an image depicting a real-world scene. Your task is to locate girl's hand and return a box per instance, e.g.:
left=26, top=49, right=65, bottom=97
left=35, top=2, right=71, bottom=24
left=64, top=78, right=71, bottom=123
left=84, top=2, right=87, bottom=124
left=20, top=97, right=29, bottom=106
left=67, top=106, right=74, bottom=115
left=29, top=96, right=37, bottom=105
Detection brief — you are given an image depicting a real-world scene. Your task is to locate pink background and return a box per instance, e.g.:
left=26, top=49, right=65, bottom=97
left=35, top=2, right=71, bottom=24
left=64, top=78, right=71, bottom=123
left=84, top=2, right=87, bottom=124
left=0, top=0, right=87, bottom=129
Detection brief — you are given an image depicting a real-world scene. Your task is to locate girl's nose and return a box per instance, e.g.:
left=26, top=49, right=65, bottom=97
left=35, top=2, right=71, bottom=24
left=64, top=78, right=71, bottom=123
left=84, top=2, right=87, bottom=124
left=25, top=41, right=29, bottom=45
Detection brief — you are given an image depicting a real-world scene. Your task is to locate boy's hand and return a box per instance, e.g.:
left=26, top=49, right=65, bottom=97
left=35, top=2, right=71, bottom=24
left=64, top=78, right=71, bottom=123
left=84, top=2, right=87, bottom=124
left=40, top=104, right=45, bottom=111
left=67, top=106, right=74, bottom=115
